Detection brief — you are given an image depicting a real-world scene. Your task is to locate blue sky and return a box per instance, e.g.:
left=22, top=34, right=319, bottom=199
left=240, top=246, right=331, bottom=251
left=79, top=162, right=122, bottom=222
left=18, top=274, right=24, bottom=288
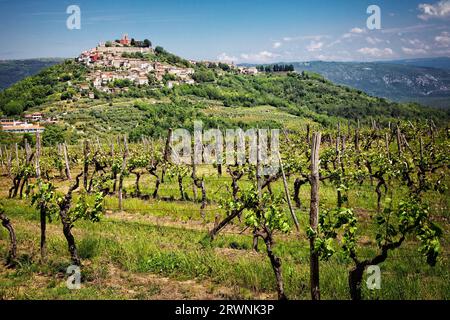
left=0, top=0, right=449, bottom=62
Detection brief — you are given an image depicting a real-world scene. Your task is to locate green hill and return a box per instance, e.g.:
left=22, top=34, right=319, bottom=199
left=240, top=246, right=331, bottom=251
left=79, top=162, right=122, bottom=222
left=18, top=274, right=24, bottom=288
left=0, top=54, right=449, bottom=143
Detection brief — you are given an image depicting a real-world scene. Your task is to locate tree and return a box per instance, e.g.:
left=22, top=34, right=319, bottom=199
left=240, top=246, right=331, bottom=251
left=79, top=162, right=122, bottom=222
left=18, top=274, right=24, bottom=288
left=147, top=73, right=159, bottom=86
left=193, top=68, right=216, bottom=83
left=60, top=91, right=73, bottom=101
left=218, top=63, right=230, bottom=71
left=162, top=72, right=176, bottom=83
left=143, top=39, right=152, bottom=48
left=42, top=125, right=65, bottom=147
left=155, top=46, right=165, bottom=54
left=3, top=100, right=23, bottom=116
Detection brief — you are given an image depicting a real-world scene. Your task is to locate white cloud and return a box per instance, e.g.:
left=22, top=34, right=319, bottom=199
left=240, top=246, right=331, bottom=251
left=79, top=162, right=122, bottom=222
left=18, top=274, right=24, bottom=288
left=314, top=51, right=351, bottom=61
left=342, top=33, right=352, bottom=39
left=381, top=24, right=436, bottom=34
left=401, top=38, right=431, bottom=50
left=418, top=0, right=450, bottom=20
left=357, top=47, right=394, bottom=57
left=366, top=36, right=383, bottom=45
left=328, top=29, right=374, bottom=48
left=342, top=28, right=366, bottom=40
left=401, top=47, right=428, bottom=55
left=302, top=35, right=328, bottom=41
left=435, top=31, right=450, bottom=46
left=350, top=27, right=366, bottom=34
left=280, top=35, right=329, bottom=43
left=217, top=52, right=237, bottom=63
left=273, top=42, right=282, bottom=49
left=327, top=39, right=342, bottom=48
left=306, top=41, right=324, bottom=52
left=406, top=39, right=422, bottom=46
left=239, top=51, right=280, bottom=62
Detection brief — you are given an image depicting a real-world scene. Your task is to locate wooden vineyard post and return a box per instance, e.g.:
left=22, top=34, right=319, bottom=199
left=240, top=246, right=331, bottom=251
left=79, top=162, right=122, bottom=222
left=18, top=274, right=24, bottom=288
left=420, top=137, right=424, bottom=162
left=355, top=119, right=360, bottom=153
left=0, top=146, right=3, bottom=169
left=385, top=133, right=390, bottom=160
left=306, top=123, right=310, bottom=145
left=161, top=128, right=173, bottom=183
left=35, top=133, right=41, bottom=178
left=192, top=126, right=201, bottom=202
left=25, top=139, right=31, bottom=160
left=336, top=123, right=343, bottom=207
left=256, top=129, right=262, bottom=199
left=117, top=136, right=122, bottom=154
left=57, top=144, right=64, bottom=177
left=192, top=154, right=198, bottom=202
left=15, top=143, right=19, bottom=169
left=336, top=122, right=342, bottom=164
left=199, top=176, right=207, bottom=219
left=63, top=142, right=72, bottom=180
left=96, top=137, right=101, bottom=152
left=342, top=135, right=346, bottom=154
left=118, top=136, right=129, bottom=211
left=35, top=132, right=46, bottom=262
left=309, top=132, right=321, bottom=300
left=109, top=139, right=115, bottom=157
left=216, top=126, right=222, bottom=176
left=83, top=140, right=90, bottom=190
left=396, top=123, right=403, bottom=156
left=277, top=152, right=300, bottom=232
left=253, top=129, right=262, bottom=252
left=6, top=146, right=12, bottom=177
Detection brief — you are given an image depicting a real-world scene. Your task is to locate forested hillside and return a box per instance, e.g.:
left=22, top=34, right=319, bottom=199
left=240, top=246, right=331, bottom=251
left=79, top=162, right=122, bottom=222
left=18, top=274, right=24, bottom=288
left=0, top=58, right=64, bottom=91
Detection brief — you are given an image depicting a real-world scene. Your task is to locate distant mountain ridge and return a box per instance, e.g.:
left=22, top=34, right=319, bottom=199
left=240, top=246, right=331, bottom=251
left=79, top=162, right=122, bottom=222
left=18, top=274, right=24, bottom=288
left=384, top=57, right=450, bottom=70
left=244, top=57, right=450, bottom=108
left=0, top=58, right=64, bottom=91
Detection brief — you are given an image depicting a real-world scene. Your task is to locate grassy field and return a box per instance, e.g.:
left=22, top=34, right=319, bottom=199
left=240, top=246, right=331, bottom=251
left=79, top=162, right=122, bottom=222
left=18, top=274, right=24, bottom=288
left=0, top=163, right=448, bottom=300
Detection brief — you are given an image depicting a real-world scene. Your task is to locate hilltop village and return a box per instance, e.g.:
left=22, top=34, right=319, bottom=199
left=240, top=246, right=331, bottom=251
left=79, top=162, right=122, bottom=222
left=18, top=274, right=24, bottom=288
left=76, top=34, right=258, bottom=94
left=77, top=34, right=195, bottom=93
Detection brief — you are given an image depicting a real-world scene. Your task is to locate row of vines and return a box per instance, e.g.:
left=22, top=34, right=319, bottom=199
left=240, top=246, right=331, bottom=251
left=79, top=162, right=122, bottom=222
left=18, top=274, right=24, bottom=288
left=0, top=120, right=448, bottom=300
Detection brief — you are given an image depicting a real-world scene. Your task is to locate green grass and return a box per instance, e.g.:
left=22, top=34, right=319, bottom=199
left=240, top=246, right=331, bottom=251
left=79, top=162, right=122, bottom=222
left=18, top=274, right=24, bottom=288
left=0, top=183, right=448, bottom=300
left=0, top=157, right=448, bottom=300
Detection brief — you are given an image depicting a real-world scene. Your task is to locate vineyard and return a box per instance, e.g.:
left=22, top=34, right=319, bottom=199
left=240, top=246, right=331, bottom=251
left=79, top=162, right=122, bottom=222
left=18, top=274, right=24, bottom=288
left=0, top=119, right=448, bottom=300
